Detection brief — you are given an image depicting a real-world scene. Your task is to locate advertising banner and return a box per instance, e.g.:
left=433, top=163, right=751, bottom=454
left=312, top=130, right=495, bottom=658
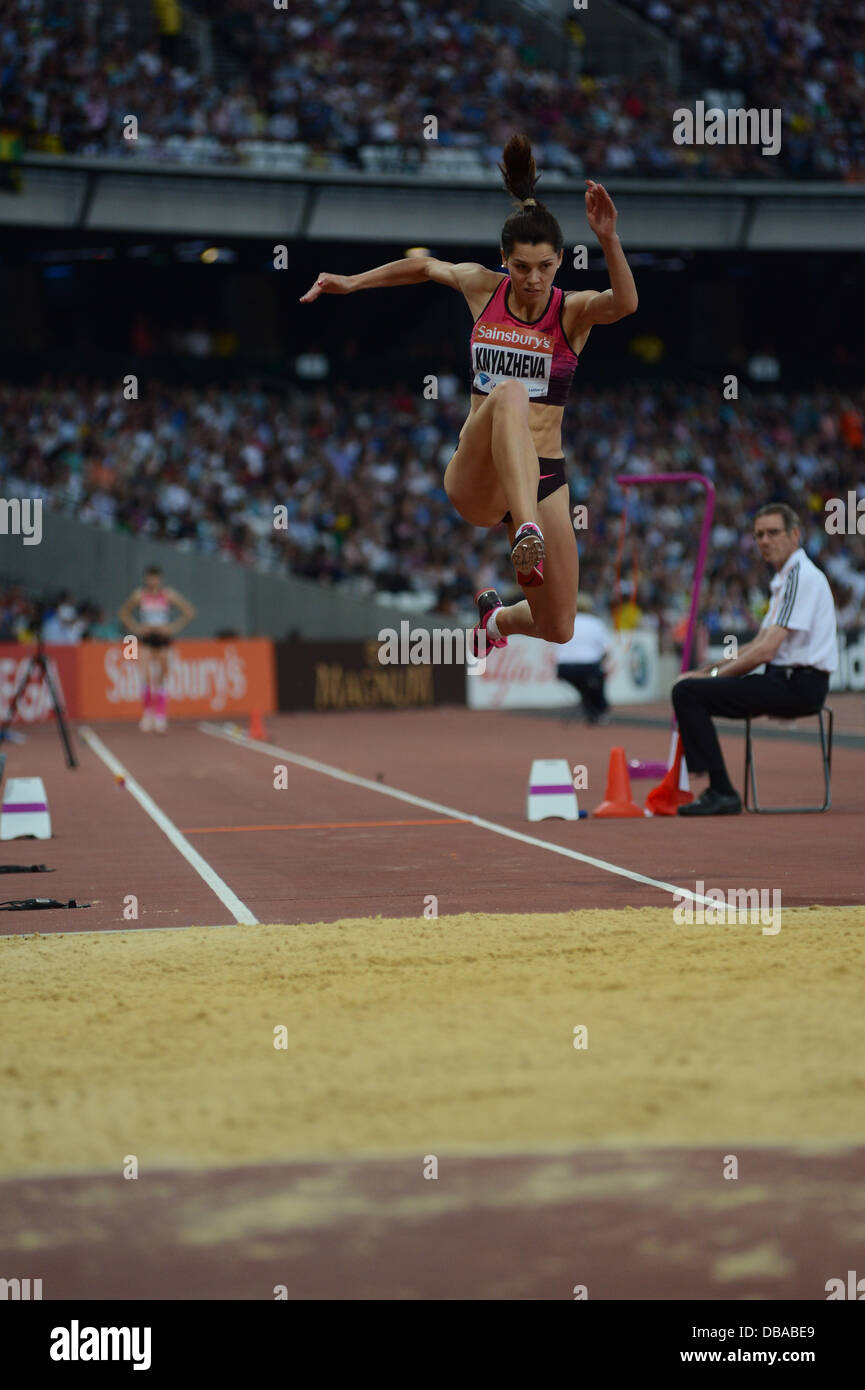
left=75, top=639, right=276, bottom=720
left=0, top=643, right=79, bottom=722
left=605, top=631, right=661, bottom=705
left=831, top=630, right=865, bottom=691
left=277, top=636, right=466, bottom=711
left=466, top=634, right=561, bottom=710
left=467, top=631, right=661, bottom=709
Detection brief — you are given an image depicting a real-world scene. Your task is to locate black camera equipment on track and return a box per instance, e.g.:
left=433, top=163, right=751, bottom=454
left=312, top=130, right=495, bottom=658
left=0, top=606, right=77, bottom=768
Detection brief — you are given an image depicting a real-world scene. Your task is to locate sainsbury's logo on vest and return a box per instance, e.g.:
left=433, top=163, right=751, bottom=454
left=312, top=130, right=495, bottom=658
left=475, top=323, right=552, bottom=350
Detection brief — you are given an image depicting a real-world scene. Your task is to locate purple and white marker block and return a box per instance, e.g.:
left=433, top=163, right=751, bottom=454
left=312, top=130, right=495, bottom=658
left=1, top=776, right=52, bottom=840
left=527, top=759, right=578, bottom=822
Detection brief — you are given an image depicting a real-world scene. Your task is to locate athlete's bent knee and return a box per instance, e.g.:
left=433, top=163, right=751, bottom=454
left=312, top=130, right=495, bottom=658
left=458, top=504, right=506, bottom=528
left=539, top=615, right=577, bottom=645
left=490, top=379, right=530, bottom=412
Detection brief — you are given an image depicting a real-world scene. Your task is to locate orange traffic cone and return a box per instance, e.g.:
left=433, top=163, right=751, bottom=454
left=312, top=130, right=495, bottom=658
left=592, top=747, right=645, bottom=818
left=645, top=735, right=694, bottom=815
left=248, top=706, right=267, bottom=741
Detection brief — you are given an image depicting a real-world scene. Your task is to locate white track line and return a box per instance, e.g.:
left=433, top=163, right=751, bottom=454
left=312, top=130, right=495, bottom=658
left=78, top=727, right=258, bottom=925
left=199, top=722, right=718, bottom=909
left=1, top=923, right=239, bottom=940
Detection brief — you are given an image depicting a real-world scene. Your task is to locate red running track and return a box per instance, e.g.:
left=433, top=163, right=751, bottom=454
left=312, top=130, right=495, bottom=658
left=1, top=703, right=863, bottom=933
left=1, top=1146, right=863, bottom=1299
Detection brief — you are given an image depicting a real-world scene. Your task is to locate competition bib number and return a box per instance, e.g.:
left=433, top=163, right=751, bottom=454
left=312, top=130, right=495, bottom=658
left=472, top=321, right=553, bottom=400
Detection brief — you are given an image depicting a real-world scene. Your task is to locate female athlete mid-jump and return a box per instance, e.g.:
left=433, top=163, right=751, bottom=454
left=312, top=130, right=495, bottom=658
left=300, top=133, right=637, bottom=654
left=118, top=566, right=196, bottom=732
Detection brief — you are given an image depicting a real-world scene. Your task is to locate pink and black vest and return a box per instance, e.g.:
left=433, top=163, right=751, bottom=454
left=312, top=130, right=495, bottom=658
left=469, top=277, right=579, bottom=407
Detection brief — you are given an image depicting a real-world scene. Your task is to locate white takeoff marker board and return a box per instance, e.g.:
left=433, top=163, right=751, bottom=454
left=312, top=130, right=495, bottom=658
left=0, top=776, right=52, bottom=840
left=527, top=759, right=578, bottom=821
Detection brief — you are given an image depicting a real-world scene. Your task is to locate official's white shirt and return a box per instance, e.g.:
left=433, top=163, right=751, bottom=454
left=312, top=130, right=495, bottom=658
left=556, top=614, right=610, bottom=665
left=760, top=547, right=838, bottom=672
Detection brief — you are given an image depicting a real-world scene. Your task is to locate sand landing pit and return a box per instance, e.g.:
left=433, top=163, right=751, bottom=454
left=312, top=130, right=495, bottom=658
left=1, top=906, right=863, bottom=1177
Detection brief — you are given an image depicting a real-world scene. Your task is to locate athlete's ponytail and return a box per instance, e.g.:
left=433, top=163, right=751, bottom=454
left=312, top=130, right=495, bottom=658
left=498, top=133, right=563, bottom=257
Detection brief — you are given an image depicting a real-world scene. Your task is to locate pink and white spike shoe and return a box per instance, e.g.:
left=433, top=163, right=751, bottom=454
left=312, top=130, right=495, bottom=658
left=472, top=588, right=508, bottom=658
left=511, top=522, right=544, bottom=583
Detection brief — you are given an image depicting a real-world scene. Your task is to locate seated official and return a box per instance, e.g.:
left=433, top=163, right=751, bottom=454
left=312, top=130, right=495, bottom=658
left=672, top=503, right=837, bottom=817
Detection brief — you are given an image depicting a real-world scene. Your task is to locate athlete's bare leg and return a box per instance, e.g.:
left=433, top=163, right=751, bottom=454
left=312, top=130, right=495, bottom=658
left=151, top=652, right=168, bottom=688
left=149, top=650, right=169, bottom=730
left=137, top=645, right=155, bottom=729
left=444, top=381, right=539, bottom=529
left=138, top=645, right=155, bottom=693
left=494, top=486, right=578, bottom=642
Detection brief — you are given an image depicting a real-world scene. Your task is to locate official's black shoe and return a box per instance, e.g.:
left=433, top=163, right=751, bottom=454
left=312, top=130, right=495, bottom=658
left=677, top=788, right=743, bottom=817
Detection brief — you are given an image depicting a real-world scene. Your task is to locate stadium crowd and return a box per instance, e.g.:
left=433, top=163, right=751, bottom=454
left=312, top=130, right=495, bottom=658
left=0, top=587, right=121, bottom=644
left=2, top=0, right=863, bottom=179
left=2, top=379, right=863, bottom=646
left=621, top=0, right=865, bottom=179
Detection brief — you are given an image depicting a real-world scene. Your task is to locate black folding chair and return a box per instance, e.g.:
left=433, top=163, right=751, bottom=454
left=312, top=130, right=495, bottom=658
left=743, top=707, right=833, bottom=814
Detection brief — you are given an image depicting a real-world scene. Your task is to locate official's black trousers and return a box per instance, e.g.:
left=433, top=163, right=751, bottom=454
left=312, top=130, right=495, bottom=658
left=672, top=666, right=829, bottom=779
left=558, top=661, right=608, bottom=721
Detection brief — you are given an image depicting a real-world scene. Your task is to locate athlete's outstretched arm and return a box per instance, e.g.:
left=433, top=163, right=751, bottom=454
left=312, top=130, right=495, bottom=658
left=300, top=258, right=495, bottom=302
left=567, top=181, right=638, bottom=328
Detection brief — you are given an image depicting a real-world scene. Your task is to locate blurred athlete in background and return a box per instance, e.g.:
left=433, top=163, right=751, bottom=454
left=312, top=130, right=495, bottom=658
left=119, top=566, right=196, bottom=732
